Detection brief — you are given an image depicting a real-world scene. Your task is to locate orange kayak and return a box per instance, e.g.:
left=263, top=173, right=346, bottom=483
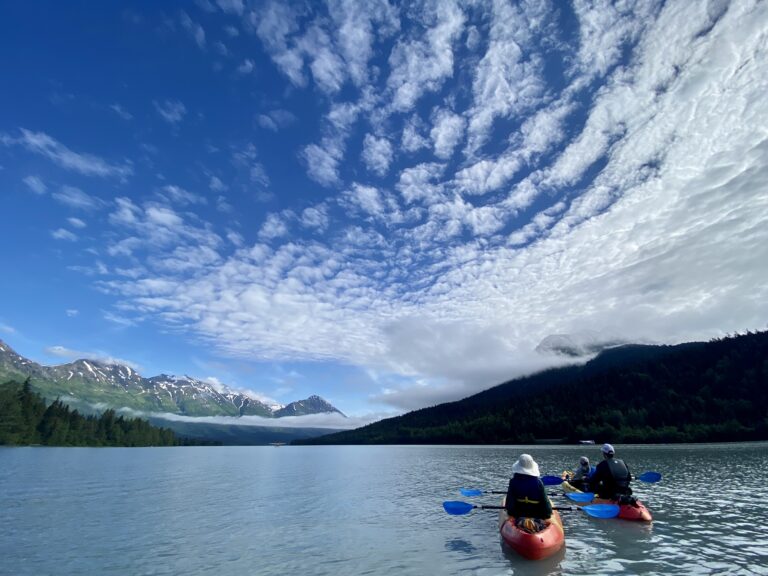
left=592, top=497, right=653, bottom=521
left=562, top=481, right=652, bottom=522
left=497, top=498, right=565, bottom=560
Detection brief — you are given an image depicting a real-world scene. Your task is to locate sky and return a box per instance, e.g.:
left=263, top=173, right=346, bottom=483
left=1, top=0, right=767, bottom=425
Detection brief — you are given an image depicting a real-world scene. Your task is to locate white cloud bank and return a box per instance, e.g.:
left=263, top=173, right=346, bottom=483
left=68, top=1, right=768, bottom=414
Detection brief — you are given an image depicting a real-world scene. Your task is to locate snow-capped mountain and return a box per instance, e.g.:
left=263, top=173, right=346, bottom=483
left=274, top=395, right=345, bottom=417
left=0, top=339, right=343, bottom=419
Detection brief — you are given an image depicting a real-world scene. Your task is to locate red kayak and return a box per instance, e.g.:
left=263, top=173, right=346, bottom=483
left=498, top=499, right=565, bottom=560
left=590, top=497, right=652, bottom=522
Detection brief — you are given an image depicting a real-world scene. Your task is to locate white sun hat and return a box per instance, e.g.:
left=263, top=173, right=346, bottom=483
left=511, top=453, right=540, bottom=477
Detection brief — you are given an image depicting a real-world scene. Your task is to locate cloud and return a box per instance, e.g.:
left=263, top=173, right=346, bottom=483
left=361, top=134, right=393, bottom=176
left=44, top=345, right=141, bottom=370
left=180, top=10, right=206, bottom=49
left=209, top=176, right=227, bottom=192
left=257, top=108, right=297, bottom=131
left=258, top=212, right=290, bottom=240
left=326, top=0, right=400, bottom=87
left=66, top=309, right=79, bottom=317
left=237, top=59, right=255, bottom=74
left=158, top=184, right=207, bottom=205
left=110, top=103, right=133, bottom=120
left=154, top=99, right=187, bottom=124
left=464, top=0, right=548, bottom=156
left=298, top=25, right=346, bottom=93
left=216, top=0, right=244, bottom=16
left=52, top=186, right=103, bottom=210
left=341, top=183, right=385, bottom=218
left=252, top=1, right=305, bottom=87
left=51, top=227, right=78, bottom=241
left=302, top=139, right=343, bottom=186
left=67, top=217, right=87, bottom=229
left=67, top=1, right=768, bottom=416
left=144, top=411, right=373, bottom=430
left=430, top=107, right=466, bottom=159
left=386, top=0, right=465, bottom=111
left=401, top=115, right=430, bottom=152
left=300, top=204, right=330, bottom=232
left=23, top=175, right=46, bottom=194
left=6, top=129, right=132, bottom=179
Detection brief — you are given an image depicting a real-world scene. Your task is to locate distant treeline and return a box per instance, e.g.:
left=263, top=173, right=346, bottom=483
left=0, top=380, right=205, bottom=446
left=298, top=331, right=768, bottom=445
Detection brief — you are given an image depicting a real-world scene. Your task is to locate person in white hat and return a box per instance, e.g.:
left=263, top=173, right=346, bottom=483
left=503, top=454, right=552, bottom=530
left=590, top=443, right=633, bottom=500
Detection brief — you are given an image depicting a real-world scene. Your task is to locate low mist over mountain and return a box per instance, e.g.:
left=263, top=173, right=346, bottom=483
left=0, top=339, right=343, bottom=420
left=535, top=331, right=630, bottom=357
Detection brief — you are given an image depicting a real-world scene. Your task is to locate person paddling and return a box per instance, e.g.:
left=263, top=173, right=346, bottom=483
left=504, top=454, right=552, bottom=533
left=591, top=443, right=633, bottom=501
left=565, top=456, right=594, bottom=491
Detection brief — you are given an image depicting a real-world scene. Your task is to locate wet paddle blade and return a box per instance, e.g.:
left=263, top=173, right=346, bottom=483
left=460, top=488, right=484, bottom=497
left=541, top=475, right=563, bottom=486
left=566, top=492, right=595, bottom=503
left=582, top=504, right=620, bottom=518
left=638, top=471, right=662, bottom=483
left=443, top=501, right=475, bottom=515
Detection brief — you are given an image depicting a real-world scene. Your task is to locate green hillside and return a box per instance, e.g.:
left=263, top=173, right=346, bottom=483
left=296, top=331, right=768, bottom=445
left=0, top=380, right=194, bottom=447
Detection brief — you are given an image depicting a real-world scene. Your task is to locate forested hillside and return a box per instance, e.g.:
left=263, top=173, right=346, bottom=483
left=0, top=380, right=194, bottom=446
left=297, top=331, right=768, bottom=445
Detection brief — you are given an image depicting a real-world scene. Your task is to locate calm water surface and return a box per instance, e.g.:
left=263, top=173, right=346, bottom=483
left=1, top=443, right=767, bottom=575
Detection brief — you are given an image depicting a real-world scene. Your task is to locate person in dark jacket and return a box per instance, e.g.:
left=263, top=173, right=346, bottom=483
left=504, top=453, right=552, bottom=529
left=591, top=443, right=633, bottom=499
left=566, top=456, right=594, bottom=491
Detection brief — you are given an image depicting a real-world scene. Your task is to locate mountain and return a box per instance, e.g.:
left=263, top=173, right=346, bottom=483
left=296, top=331, right=768, bottom=445
left=0, top=339, right=342, bottom=420
left=535, top=331, right=629, bottom=357
left=274, top=395, right=345, bottom=417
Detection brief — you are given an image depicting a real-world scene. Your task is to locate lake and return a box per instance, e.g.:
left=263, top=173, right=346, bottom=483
left=1, top=443, right=767, bottom=575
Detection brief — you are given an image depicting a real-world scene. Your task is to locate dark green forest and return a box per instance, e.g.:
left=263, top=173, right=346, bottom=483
left=297, top=331, right=768, bottom=445
left=0, top=380, right=195, bottom=446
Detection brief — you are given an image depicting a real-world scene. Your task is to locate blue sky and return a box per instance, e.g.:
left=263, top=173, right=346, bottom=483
left=1, top=0, right=767, bottom=425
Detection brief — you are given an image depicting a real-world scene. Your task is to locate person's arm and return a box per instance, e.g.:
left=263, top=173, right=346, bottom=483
left=505, top=478, right=515, bottom=515
left=591, top=462, right=607, bottom=493
left=539, top=481, right=553, bottom=519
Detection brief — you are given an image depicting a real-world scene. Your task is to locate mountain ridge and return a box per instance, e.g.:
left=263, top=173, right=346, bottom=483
left=0, top=339, right=344, bottom=419
left=296, top=331, right=768, bottom=445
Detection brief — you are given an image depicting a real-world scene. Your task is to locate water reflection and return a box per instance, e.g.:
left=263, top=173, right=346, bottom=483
left=444, top=537, right=477, bottom=554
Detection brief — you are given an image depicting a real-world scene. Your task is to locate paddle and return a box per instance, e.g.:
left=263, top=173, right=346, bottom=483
left=542, top=475, right=564, bottom=486
left=460, top=488, right=505, bottom=497
left=637, top=471, right=662, bottom=483
left=565, top=492, right=595, bottom=503
left=460, top=472, right=660, bottom=499
left=442, top=500, right=620, bottom=519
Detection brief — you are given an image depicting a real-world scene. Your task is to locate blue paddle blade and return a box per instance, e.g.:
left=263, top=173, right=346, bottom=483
left=541, top=475, right=563, bottom=486
left=566, top=492, right=595, bottom=503
left=581, top=504, right=620, bottom=518
left=443, top=501, right=475, bottom=515
left=460, top=488, right=484, bottom=497
left=637, top=471, right=662, bottom=483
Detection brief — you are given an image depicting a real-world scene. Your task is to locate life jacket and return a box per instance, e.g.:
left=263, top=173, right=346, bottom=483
left=506, top=474, right=549, bottom=519
left=606, top=458, right=632, bottom=494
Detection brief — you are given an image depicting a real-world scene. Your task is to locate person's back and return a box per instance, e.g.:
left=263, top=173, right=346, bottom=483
left=592, top=443, right=632, bottom=499
left=506, top=474, right=552, bottom=519
left=504, top=454, right=552, bottom=520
